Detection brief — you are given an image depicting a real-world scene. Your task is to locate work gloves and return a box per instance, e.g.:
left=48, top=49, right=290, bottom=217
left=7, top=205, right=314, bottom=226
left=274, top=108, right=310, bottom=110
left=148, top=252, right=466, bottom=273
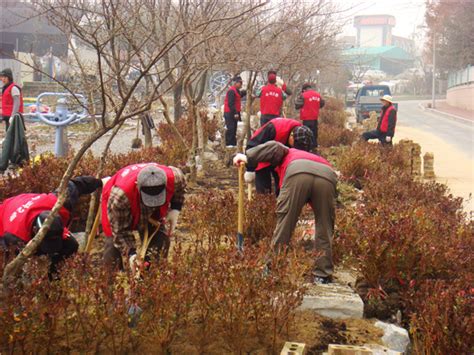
left=165, top=209, right=180, bottom=235
left=129, top=253, right=138, bottom=271
left=276, top=76, right=284, bottom=88
left=101, top=176, right=111, bottom=185
left=244, top=171, right=255, bottom=183
left=233, top=153, right=247, bottom=166
left=385, top=136, right=392, bottom=143
left=129, top=253, right=151, bottom=277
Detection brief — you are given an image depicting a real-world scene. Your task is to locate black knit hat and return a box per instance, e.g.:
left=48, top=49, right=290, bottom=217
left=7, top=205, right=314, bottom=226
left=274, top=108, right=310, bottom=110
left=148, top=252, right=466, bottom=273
left=232, top=75, right=243, bottom=83
left=292, top=126, right=314, bottom=151
left=302, top=83, right=312, bottom=91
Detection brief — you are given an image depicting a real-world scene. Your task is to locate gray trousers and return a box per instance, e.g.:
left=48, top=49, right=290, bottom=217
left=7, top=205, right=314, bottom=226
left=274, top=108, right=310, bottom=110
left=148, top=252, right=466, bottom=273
left=272, top=173, right=336, bottom=277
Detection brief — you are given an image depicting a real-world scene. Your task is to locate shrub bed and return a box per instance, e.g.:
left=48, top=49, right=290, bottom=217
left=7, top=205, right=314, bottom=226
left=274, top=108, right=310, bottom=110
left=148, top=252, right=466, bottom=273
left=1, top=98, right=472, bottom=353
left=0, top=225, right=312, bottom=353
left=333, top=142, right=473, bottom=352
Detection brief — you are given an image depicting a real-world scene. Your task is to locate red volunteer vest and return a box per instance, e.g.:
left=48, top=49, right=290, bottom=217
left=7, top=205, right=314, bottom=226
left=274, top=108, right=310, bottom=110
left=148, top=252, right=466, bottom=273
left=224, top=86, right=242, bottom=113
left=251, top=118, right=302, bottom=171
left=300, top=90, right=321, bottom=121
left=2, top=82, right=24, bottom=117
left=260, top=84, right=283, bottom=116
left=0, top=194, right=71, bottom=243
left=275, top=148, right=332, bottom=188
left=379, top=105, right=396, bottom=133
left=101, top=163, right=175, bottom=237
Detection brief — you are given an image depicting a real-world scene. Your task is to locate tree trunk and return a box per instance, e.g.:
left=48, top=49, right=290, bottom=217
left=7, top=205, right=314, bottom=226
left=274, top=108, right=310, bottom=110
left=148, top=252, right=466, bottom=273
left=141, top=114, right=153, bottom=148
left=244, top=71, right=257, bottom=140
left=196, top=108, right=204, bottom=153
left=173, top=81, right=183, bottom=121
left=189, top=101, right=198, bottom=182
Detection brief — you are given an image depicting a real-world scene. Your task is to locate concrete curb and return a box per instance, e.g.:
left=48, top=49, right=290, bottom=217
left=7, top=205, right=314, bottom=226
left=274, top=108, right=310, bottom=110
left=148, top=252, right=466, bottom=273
left=417, top=102, right=473, bottom=125
left=299, top=283, right=364, bottom=319
left=427, top=108, right=474, bottom=125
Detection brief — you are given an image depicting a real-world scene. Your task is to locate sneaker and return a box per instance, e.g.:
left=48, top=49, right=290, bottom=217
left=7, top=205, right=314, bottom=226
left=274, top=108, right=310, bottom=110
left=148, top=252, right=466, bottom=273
left=313, top=276, right=332, bottom=285
left=226, top=145, right=236, bottom=148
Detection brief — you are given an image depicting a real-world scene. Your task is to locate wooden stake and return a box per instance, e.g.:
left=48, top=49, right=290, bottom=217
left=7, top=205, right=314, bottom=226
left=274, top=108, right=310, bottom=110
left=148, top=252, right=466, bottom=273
left=84, top=209, right=101, bottom=253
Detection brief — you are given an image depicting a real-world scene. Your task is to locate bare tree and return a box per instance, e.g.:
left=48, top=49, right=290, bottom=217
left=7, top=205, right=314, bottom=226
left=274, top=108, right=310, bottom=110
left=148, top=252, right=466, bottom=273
left=1, top=0, right=266, bottom=289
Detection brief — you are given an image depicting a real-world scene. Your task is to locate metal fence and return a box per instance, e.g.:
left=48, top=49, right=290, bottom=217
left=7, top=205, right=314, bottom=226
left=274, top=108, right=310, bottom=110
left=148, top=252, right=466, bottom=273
left=448, top=65, right=474, bottom=88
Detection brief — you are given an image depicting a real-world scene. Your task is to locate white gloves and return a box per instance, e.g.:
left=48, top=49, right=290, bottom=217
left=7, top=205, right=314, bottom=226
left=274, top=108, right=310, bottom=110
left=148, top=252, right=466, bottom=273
left=101, top=176, right=111, bottom=185
left=233, top=153, right=248, bottom=166
left=166, top=209, right=180, bottom=235
left=276, top=76, right=284, bottom=88
left=385, top=136, right=392, bottom=143
left=129, top=254, right=137, bottom=271
left=244, top=171, right=256, bottom=183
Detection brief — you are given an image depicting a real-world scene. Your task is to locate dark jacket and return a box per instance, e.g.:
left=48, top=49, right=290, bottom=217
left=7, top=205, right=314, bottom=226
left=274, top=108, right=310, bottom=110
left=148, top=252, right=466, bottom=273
left=0, top=113, right=29, bottom=171
left=225, top=88, right=246, bottom=117
left=246, top=122, right=277, bottom=150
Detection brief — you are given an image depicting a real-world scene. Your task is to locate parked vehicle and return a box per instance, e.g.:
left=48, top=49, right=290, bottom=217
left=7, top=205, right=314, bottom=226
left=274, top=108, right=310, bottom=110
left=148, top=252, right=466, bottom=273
left=354, top=85, right=397, bottom=122
left=345, top=83, right=364, bottom=107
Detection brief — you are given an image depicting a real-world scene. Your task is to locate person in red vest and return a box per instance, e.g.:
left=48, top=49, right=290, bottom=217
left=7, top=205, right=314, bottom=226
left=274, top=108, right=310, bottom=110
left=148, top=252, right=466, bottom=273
left=234, top=127, right=337, bottom=284
left=223, top=76, right=246, bottom=147
left=0, top=176, right=102, bottom=277
left=1, top=68, right=23, bottom=132
left=102, top=163, right=186, bottom=271
left=256, top=70, right=292, bottom=126
left=245, top=118, right=311, bottom=195
left=295, top=83, right=325, bottom=149
left=362, top=95, right=397, bottom=146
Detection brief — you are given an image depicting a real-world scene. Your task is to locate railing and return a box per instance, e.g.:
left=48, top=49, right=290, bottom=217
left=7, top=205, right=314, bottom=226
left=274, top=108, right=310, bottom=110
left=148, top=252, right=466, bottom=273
left=447, top=65, right=474, bottom=88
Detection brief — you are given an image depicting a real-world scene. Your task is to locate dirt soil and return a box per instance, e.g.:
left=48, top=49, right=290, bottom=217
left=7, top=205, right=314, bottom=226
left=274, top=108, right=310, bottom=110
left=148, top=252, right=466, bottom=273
left=167, top=310, right=383, bottom=355
left=290, top=311, right=383, bottom=354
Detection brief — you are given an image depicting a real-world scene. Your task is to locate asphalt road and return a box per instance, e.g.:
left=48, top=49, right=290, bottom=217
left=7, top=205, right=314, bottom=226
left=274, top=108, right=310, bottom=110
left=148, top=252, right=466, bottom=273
left=397, top=100, right=474, bottom=160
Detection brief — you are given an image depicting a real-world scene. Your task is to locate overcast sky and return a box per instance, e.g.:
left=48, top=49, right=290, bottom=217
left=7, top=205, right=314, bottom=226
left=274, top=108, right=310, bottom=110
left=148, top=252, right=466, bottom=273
left=337, top=0, right=427, bottom=38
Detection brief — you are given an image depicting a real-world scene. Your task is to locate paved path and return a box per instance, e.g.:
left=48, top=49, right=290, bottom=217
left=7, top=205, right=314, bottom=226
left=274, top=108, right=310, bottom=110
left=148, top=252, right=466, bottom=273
left=395, top=100, right=473, bottom=215
left=396, top=100, right=473, bottom=160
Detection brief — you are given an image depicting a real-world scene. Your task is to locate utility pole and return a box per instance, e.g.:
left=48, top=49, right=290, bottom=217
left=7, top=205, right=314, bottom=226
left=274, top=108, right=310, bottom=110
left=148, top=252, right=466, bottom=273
left=432, top=33, right=436, bottom=109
